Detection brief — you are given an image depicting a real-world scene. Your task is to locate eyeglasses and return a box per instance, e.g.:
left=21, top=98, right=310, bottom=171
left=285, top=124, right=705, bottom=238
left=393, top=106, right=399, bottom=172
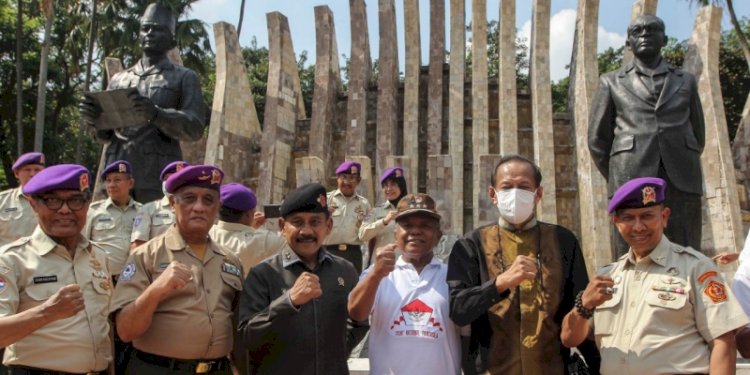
left=36, top=196, right=89, bottom=211
left=337, top=174, right=360, bottom=182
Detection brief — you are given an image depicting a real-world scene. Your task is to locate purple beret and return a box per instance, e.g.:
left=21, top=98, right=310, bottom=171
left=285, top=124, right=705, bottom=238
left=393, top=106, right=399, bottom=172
left=12, top=152, right=45, bottom=171
left=23, top=164, right=91, bottom=195
left=608, top=177, right=666, bottom=214
left=101, top=160, right=133, bottom=179
left=279, top=183, right=328, bottom=218
left=165, top=165, right=224, bottom=194
left=220, top=183, right=257, bottom=211
left=380, top=166, right=404, bottom=184
left=160, top=161, right=189, bottom=181
left=335, top=160, right=361, bottom=175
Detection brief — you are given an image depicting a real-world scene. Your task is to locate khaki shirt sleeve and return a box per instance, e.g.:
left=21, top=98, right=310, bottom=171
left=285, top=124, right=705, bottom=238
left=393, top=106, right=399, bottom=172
left=692, top=258, right=750, bottom=341
left=358, top=208, right=386, bottom=243
left=82, top=208, right=96, bottom=240
left=110, top=249, right=152, bottom=314
left=0, top=259, right=19, bottom=316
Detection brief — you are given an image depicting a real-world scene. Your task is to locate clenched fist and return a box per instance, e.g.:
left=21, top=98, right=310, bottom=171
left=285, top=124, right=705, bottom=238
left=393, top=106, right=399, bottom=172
left=495, top=255, right=538, bottom=292
left=152, top=261, right=193, bottom=298
left=382, top=210, right=398, bottom=225
left=373, top=244, right=397, bottom=278
left=580, top=275, right=615, bottom=310
left=42, top=284, right=85, bottom=321
left=289, top=272, right=322, bottom=307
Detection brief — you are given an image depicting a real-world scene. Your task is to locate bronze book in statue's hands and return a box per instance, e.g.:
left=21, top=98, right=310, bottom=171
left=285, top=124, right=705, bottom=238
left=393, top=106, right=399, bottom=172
left=84, top=87, right=147, bottom=130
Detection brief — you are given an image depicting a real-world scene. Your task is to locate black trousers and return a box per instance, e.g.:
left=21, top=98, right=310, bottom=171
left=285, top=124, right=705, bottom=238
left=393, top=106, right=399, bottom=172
left=126, top=351, right=232, bottom=375
left=324, top=244, right=363, bottom=274
left=6, top=366, right=106, bottom=375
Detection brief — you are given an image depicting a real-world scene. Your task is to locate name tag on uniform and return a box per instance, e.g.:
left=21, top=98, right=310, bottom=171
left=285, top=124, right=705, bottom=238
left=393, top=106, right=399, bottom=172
left=97, top=217, right=113, bottom=222
left=33, top=275, right=58, bottom=284
left=3, top=207, right=18, bottom=212
left=221, top=262, right=241, bottom=277
left=159, top=263, right=169, bottom=270
left=155, top=214, right=170, bottom=219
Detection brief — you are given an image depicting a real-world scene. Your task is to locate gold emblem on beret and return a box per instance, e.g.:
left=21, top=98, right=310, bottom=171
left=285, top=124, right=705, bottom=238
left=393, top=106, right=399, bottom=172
left=175, top=162, right=186, bottom=172
left=351, top=166, right=358, bottom=174
left=395, top=169, right=402, bottom=177
left=79, top=173, right=90, bottom=191
left=642, top=186, right=656, bottom=205
left=39, top=154, right=45, bottom=164
left=197, top=171, right=210, bottom=181
left=211, top=169, right=221, bottom=184
left=118, top=163, right=127, bottom=173
left=319, top=194, right=327, bottom=208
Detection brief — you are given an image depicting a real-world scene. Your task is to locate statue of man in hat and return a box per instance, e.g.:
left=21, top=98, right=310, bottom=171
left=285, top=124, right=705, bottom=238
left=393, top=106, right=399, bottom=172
left=80, top=2, right=206, bottom=204
left=588, top=14, right=705, bottom=254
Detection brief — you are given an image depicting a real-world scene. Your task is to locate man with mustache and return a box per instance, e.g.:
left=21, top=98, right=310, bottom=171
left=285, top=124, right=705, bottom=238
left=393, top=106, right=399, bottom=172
left=0, top=152, right=45, bottom=247
left=0, top=164, right=112, bottom=374
left=349, top=193, right=461, bottom=374
left=238, top=183, right=368, bottom=374
left=110, top=165, right=243, bottom=374
left=323, top=161, right=371, bottom=274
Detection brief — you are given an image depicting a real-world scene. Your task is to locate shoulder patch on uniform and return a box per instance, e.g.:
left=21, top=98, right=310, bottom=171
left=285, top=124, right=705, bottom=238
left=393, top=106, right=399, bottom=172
left=221, top=262, right=241, bottom=277
left=120, top=263, right=136, bottom=282
left=698, top=271, right=717, bottom=284
left=0, top=275, right=6, bottom=294
left=704, top=280, right=728, bottom=303
left=133, top=215, right=143, bottom=228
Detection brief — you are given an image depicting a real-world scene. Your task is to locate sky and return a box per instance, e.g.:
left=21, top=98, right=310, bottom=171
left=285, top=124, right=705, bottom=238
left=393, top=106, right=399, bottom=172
left=187, top=0, right=750, bottom=82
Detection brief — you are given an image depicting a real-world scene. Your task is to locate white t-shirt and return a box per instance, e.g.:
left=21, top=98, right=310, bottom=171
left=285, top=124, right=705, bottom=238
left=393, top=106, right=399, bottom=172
left=363, top=256, right=461, bottom=375
left=733, top=230, right=750, bottom=317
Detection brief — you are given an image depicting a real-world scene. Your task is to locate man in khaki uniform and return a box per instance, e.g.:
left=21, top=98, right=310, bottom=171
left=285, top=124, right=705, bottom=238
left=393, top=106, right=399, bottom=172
left=323, top=160, right=371, bottom=273
left=561, top=177, right=749, bottom=375
left=210, top=183, right=285, bottom=275
left=130, top=161, right=188, bottom=250
left=111, top=165, right=242, bottom=374
left=84, top=160, right=142, bottom=277
left=0, top=164, right=112, bottom=374
left=0, top=152, right=45, bottom=247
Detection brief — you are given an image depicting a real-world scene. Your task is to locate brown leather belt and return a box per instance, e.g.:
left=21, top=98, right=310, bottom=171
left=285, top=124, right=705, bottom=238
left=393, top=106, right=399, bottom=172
left=133, top=349, right=230, bottom=374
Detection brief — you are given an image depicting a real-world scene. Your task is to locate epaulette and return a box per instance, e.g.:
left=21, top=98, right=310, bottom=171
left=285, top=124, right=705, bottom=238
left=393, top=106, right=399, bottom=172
left=0, top=188, right=15, bottom=197
left=89, top=200, right=105, bottom=208
left=672, top=243, right=710, bottom=261
left=0, top=236, right=33, bottom=254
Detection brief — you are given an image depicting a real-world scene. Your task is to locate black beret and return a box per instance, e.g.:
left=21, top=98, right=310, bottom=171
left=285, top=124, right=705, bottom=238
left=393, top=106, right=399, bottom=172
left=280, top=183, right=328, bottom=218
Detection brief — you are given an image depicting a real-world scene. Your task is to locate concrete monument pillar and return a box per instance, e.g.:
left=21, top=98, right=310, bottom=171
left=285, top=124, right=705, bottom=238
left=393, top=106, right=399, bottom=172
left=477, top=155, right=504, bottom=227
left=498, top=0, right=518, bottom=155
left=472, top=0, right=489, bottom=227
left=204, top=22, right=262, bottom=184
left=427, top=0, right=445, bottom=156
left=403, top=0, right=420, bottom=196
left=427, top=155, right=455, bottom=233
left=572, top=0, right=612, bottom=274
left=295, top=156, right=326, bottom=187
left=310, top=6, right=342, bottom=179
left=258, top=12, right=305, bottom=206
left=346, top=0, right=372, bottom=156
left=376, top=0, right=400, bottom=200
left=683, top=5, right=744, bottom=254
left=530, top=0, right=557, bottom=223
left=449, top=0, right=465, bottom=233
left=732, top=96, right=750, bottom=208
left=622, top=0, right=658, bottom=66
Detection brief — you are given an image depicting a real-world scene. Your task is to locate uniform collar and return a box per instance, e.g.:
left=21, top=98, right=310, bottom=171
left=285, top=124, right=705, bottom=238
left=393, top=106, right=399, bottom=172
left=497, top=217, right=538, bottom=232
left=14, top=187, right=26, bottom=200
left=281, top=244, right=332, bottom=268
left=395, top=255, right=440, bottom=269
left=381, top=201, right=395, bottom=209
left=331, top=189, right=360, bottom=201
left=104, top=196, right=137, bottom=210
left=164, top=225, right=226, bottom=256
left=630, top=57, right=671, bottom=76
left=132, top=58, right=175, bottom=76
left=160, top=195, right=171, bottom=208
left=30, top=226, right=90, bottom=257
left=626, top=234, right=670, bottom=267
left=215, top=220, right=254, bottom=233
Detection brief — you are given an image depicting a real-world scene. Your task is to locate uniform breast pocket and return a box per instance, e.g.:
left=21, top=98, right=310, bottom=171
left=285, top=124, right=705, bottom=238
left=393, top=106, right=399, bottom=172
left=148, top=81, right=179, bottom=109
left=610, top=135, right=634, bottom=155
left=0, top=207, right=22, bottom=222
left=93, top=218, right=116, bottom=231
left=21, top=283, right=60, bottom=310
left=91, top=279, right=113, bottom=316
left=152, top=214, right=174, bottom=227
left=645, top=290, right=688, bottom=312
left=220, top=272, right=242, bottom=292
left=593, top=290, right=623, bottom=337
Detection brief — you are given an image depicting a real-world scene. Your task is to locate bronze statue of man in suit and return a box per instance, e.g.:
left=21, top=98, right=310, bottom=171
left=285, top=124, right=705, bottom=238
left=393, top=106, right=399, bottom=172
left=80, top=3, right=206, bottom=203
left=588, top=14, right=705, bottom=254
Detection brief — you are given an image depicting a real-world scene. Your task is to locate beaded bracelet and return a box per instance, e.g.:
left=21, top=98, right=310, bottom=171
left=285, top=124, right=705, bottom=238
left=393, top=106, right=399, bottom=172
left=575, top=290, right=594, bottom=319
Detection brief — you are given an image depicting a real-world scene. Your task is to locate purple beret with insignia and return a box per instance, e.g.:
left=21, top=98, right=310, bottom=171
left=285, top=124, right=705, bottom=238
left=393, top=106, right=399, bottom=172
left=279, top=183, right=328, bottom=218
left=394, top=193, right=441, bottom=221
left=101, top=160, right=133, bottom=179
left=220, top=183, right=257, bottom=211
left=12, top=152, right=45, bottom=171
left=165, top=165, right=224, bottom=194
left=608, top=177, right=666, bottom=214
left=335, top=160, right=361, bottom=175
left=380, top=166, right=405, bottom=185
left=23, top=164, right=91, bottom=195
left=160, top=161, right=189, bottom=181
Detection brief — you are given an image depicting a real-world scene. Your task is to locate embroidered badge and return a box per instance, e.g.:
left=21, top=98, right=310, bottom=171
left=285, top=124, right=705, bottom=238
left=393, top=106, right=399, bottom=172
left=704, top=280, right=728, bottom=303
left=319, top=194, right=327, bottom=208
left=133, top=215, right=143, bottom=228
left=79, top=173, right=90, bottom=191
left=395, top=169, right=402, bottom=177
left=698, top=271, right=717, bottom=284
left=33, top=275, right=58, bottom=284
left=642, top=186, right=656, bottom=205
left=198, top=171, right=211, bottom=181
left=657, top=292, right=676, bottom=301
left=222, top=262, right=241, bottom=277
left=667, top=267, right=680, bottom=276
left=338, top=277, right=345, bottom=287
left=120, top=263, right=136, bottom=282
left=351, top=166, right=358, bottom=174
left=0, top=275, right=6, bottom=294
left=118, top=163, right=127, bottom=173
left=211, top=169, right=222, bottom=184
left=39, top=154, right=45, bottom=164
left=92, top=269, right=108, bottom=280
left=99, top=281, right=111, bottom=291
left=175, top=162, right=186, bottom=172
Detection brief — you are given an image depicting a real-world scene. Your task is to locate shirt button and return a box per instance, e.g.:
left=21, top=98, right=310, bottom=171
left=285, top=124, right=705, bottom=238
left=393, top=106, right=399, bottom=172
left=630, top=302, right=635, bottom=307
left=206, top=289, right=211, bottom=294
left=624, top=329, right=631, bottom=335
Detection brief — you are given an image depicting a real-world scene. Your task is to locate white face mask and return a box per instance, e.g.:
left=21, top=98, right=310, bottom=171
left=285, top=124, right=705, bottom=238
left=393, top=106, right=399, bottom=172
left=495, top=188, right=537, bottom=225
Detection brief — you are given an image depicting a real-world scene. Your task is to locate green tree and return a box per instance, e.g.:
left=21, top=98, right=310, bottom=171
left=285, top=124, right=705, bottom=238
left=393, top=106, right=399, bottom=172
left=467, top=20, right=529, bottom=89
